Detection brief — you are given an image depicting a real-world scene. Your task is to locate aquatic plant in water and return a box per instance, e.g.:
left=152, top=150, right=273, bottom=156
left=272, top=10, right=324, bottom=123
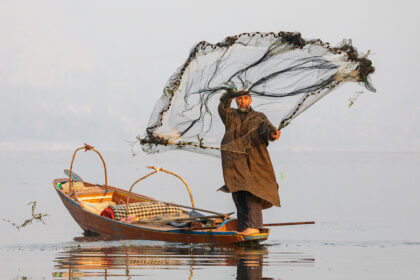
left=2, top=201, right=49, bottom=230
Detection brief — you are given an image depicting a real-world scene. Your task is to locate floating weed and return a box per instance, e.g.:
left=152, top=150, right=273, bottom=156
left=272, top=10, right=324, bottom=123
left=2, top=201, right=49, bottom=231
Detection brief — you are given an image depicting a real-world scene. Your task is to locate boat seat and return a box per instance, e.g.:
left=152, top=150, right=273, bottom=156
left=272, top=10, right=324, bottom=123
left=59, top=181, right=114, bottom=204
left=79, top=200, right=116, bottom=215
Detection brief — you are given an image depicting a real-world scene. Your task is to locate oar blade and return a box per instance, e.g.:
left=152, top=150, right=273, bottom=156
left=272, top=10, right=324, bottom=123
left=64, top=169, right=84, bottom=182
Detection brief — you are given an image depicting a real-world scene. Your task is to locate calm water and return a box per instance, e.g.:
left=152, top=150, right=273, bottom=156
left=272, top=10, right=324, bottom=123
left=0, top=150, right=419, bottom=279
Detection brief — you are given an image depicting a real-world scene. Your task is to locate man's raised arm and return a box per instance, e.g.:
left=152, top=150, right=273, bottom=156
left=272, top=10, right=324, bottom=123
left=218, top=92, right=234, bottom=125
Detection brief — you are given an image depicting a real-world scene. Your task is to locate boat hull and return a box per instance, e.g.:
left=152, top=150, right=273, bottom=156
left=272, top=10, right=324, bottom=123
left=54, top=180, right=269, bottom=245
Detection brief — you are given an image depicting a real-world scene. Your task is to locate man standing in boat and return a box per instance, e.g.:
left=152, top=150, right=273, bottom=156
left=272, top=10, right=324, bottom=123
left=218, top=90, right=281, bottom=235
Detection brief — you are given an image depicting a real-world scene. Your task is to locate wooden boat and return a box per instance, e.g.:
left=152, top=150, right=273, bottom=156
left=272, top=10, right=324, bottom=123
left=53, top=144, right=270, bottom=245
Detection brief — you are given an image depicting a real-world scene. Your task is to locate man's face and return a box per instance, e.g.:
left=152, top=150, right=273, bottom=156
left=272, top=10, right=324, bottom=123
left=236, top=95, right=252, bottom=108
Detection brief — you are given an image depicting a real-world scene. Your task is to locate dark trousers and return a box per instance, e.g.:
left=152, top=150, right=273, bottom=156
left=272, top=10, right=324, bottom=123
left=232, top=191, right=263, bottom=231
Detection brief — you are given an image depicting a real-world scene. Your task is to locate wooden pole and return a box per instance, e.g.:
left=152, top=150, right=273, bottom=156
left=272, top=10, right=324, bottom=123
left=173, top=212, right=235, bottom=221
left=263, top=221, right=315, bottom=227
left=151, top=199, right=224, bottom=216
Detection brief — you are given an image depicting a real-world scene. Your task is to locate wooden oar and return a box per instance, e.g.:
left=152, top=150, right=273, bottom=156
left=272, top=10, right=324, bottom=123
left=144, top=199, right=226, bottom=216
left=174, top=212, right=235, bottom=222
left=183, top=220, right=315, bottom=231
left=263, top=221, right=315, bottom=227
left=64, top=169, right=84, bottom=182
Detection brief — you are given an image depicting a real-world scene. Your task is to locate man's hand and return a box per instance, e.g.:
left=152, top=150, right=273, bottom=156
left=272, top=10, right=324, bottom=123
left=270, top=130, right=281, bottom=141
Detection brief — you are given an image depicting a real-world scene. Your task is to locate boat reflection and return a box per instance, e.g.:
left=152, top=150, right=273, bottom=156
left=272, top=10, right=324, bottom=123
left=52, top=237, right=314, bottom=279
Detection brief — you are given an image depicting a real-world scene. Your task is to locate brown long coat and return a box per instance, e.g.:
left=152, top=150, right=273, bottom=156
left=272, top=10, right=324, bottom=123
left=218, top=97, right=281, bottom=209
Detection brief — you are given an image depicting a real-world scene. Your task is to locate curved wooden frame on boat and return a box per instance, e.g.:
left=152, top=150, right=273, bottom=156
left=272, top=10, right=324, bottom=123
left=53, top=144, right=270, bottom=245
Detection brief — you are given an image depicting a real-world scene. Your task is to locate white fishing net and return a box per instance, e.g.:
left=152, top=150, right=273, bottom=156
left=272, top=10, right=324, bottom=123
left=139, top=32, right=375, bottom=156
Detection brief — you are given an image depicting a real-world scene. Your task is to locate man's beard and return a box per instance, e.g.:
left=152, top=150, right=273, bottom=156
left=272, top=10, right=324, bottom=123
left=238, top=107, right=250, bottom=112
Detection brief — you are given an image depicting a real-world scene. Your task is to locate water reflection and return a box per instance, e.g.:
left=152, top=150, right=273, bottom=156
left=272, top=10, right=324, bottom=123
left=53, top=238, right=314, bottom=279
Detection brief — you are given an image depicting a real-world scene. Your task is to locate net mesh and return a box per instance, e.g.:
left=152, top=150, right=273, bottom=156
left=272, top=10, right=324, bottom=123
left=138, top=32, right=375, bottom=156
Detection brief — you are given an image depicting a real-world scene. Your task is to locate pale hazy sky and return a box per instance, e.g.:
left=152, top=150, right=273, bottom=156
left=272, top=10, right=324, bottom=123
left=1, top=0, right=419, bottom=152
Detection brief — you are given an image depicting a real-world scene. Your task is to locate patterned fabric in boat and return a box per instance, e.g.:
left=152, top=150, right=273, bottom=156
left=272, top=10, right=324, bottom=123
left=101, top=201, right=183, bottom=221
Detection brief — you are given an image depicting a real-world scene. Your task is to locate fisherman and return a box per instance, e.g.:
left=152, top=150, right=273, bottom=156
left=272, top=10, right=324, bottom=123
left=218, top=91, right=281, bottom=235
